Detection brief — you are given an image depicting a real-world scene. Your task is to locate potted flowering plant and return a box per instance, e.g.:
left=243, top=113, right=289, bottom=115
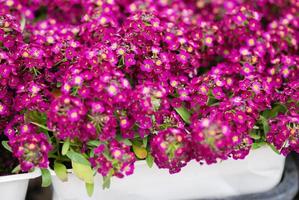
left=1, top=0, right=298, bottom=200
left=0, top=133, right=41, bottom=200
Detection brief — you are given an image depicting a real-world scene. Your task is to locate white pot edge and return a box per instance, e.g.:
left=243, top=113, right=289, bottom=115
left=0, top=169, right=41, bottom=183
left=49, top=145, right=280, bottom=176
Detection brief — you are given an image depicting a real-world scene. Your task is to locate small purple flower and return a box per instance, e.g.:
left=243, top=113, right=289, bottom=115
left=204, top=35, right=214, bottom=47
left=91, top=140, right=135, bottom=178
left=73, top=75, right=84, bottom=86
left=234, top=111, right=247, bottom=124
left=252, top=81, right=261, bottom=94
left=151, top=128, right=191, bottom=174
left=239, top=47, right=251, bottom=56
left=0, top=102, right=8, bottom=116
left=106, top=84, right=118, bottom=96
left=9, top=132, right=52, bottom=172
left=67, top=109, right=80, bottom=122
left=125, top=54, right=136, bottom=67
left=246, top=38, right=256, bottom=47
left=91, top=101, right=105, bottom=113
left=178, top=88, right=190, bottom=101
left=140, top=59, right=154, bottom=72
left=177, top=51, right=189, bottom=64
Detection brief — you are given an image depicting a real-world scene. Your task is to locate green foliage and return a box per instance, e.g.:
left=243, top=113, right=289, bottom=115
left=262, top=103, right=287, bottom=119
left=54, top=162, right=68, bottom=182
left=86, top=183, right=94, bottom=197
left=146, top=154, right=154, bottom=168
left=41, top=169, right=52, bottom=187
left=66, top=151, right=90, bottom=166
left=1, top=141, right=12, bottom=152
left=72, top=161, right=94, bottom=184
left=61, top=139, right=70, bottom=155
left=174, top=106, right=191, bottom=124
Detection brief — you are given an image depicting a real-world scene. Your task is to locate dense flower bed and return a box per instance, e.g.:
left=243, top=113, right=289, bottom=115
left=0, top=0, right=298, bottom=190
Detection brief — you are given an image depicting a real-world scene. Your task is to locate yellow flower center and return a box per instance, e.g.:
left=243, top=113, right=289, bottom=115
left=244, top=67, right=250, bottom=73
left=180, top=55, right=186, bottom=60
left=205, top=37, right=213, bottom=44
left=100, top=17, right=107, bottom=25
left=156, top=60, right=162, bottom=66
left=113, top=150, right=122, bottom=157
left=71, top=112, right=78, bottom=119
left=31, top=86, right=39, bottom=94
left=107, top=85, right=117, bottom=95
left=28, top=143, right=36, bottom=150
left=47, top=36, right=54, bottom=44
left=248, top=39, right=255, bottom=46
left=74, top=77, right=82, bottom=84
left=232, top=136, right=239, bottom=142
left=118, top=49, right=125, bottom=55
left=22, top=51, right=29, bottom=58
left=253, top=84, right=259, bottom=91
left=200, top=86, right=207, bottom=93
left=283, top=68, right=289, bottom=76
left=64, top=84, right=71, bottom=91
left=22, top=125, right=29, bottom=133
left=120, top=119, right=127, bottom=126
left=170, top=81, right=177, bottom=87
left=6, top=0, right=14, bottom=6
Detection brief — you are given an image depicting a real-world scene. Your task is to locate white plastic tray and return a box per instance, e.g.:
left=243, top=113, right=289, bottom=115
left=52, top=146, right=285, bottom=200
left=0, top=170, right=40, bottom=200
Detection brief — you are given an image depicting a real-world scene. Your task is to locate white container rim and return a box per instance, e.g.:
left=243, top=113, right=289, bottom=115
left=49, top=161, right=149, bottom=176
left=0, top=169, right=41, bottom=183
left=50, top=146, right=275, bottom=176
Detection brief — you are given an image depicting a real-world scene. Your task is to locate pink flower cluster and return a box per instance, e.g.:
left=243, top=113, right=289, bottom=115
left=0, top=0, right=298, bottom=179
left=90, top=140, right=135, bottom=178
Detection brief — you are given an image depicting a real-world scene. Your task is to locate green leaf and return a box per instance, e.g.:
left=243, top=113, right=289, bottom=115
left=207, top=96, right=218, bottom=106
left=25, top=110, right=47, bottom=125
left=87, top=140, right=102, bottom=147
left=56, top=82, right=62, bottom=87
left=252, top=141, right=266, bottom=149
left=122, top=139, right=132, bottom=146
left=72, top=161, right=94, bottom=184
left=61, top=139, right=70, bottom=155
left=11, top=165, right=21, bottom=174
left=34, top=6, right=47, bottom=22
left=103, top=152, right=114, bottom=161
left=132, top=144, right=148, bottom=159
left=262, top=104, right=287, bottom=119
left=1, top=141, right=12, bottom=152
left=102, top=176, right=111, bottom=189
left=89, top=149, right=95, bottom=158
left=116, top=135, right=132, bottom=146
left=146, top=154, right=154, bottom=168
left=131, top=138, right=142, bottom=146
left=142, top=137, right=148, bottom=148
left=41, top=169, right=52, bottom=187
left=259, top=116, right=270, bottom=135
left=20, top=16, right=26, bottom=32
left=249, top=131, right=261, bottom=140
left=174, top=106, right=191, bottom=124
left=54, top=162, right=68, bottom=182
left=66, top=151, right=90, bottom=166
left=268, top=143, right=280, bottom=155
left=86, top=183, right=94, bottom=197
left=25, top=111, right=50, bottom=134
left=30, top=122, right=52, bottom=132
